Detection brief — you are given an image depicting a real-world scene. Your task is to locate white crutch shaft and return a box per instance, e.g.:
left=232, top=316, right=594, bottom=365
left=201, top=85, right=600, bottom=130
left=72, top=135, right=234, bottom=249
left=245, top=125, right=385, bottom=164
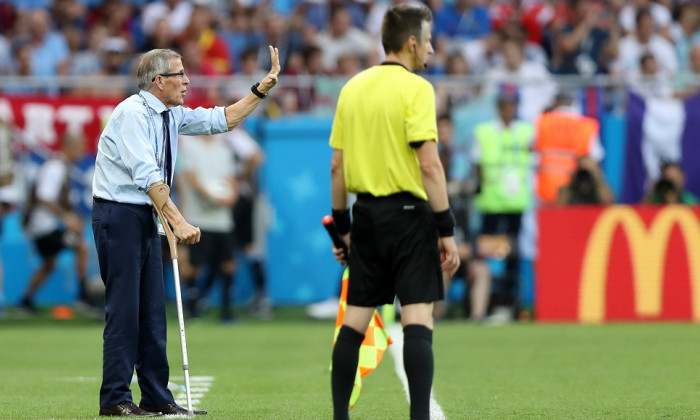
left=172, top=258, right=194, bottom=416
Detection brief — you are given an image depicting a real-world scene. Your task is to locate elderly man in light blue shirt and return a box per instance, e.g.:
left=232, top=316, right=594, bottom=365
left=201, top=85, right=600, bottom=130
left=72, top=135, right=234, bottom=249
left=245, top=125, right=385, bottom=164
left=93, top=47, right=279, bottom=417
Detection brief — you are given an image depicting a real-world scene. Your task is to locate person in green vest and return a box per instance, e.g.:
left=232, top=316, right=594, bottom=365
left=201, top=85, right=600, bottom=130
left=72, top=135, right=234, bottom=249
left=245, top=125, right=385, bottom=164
left=471, top=91, right=533, bottom=322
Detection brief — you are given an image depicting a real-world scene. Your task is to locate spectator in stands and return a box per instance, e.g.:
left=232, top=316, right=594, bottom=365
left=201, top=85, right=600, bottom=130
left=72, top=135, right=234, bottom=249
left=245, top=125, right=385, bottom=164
left=483, top=35, right=556, bottom=123
left=50, top=0, right=86, bottom=31
left=499, top=22, right=549, bottom=67
left=3, top=37, right=41, bottom=95
left=228, top=48, right=269, bottom=115
left=433, top=0, right=491, bottom=44
left=335, top=53, right=362, bottom=76
left=66, top=24, right=107, bottom=76
left=675, top=44, right=700, bottom=98
left=672, top=3, right=700, bottom=75
left=534, top=91, right=603, bottom=205
left=619, top=0, right=672, bottom=40
left=489, top=0, right=554, bottom=46
left=99, top=37, right=132, bottom=76
left=629, top=53, right=675, bottom=99
left=314, top=7, right=374, bottom=72
left=257, top=13, right=303, bottom=73
left=435, top=51, right=478, bottom=117
left=88, top=0, right=135, bottom=45
left=141, top=0, right=193, bottom=40
left=471, top=92, right=534, bottom=322
left=22, top=9, right=70, bottom=78
left=177, top=133, right=238, bottom=322
left=611, top=8, right=677, bottom=76
left=549, top=0, right=619, bottom=76
left=179, top=39, right=222, bottom=104
left=290, top=45, right=327, bottom=111
left=143, top=17, right=176, bottom=51
left=458, top=27, right=504, bottom=77
left=643, top=161, right=699, bottom=204
left=17, top=132, right=93, bottom=313
left=556, top=156, right=614, bottom=205
left=177, top=3, right=231, bottom=75
left=6, top=36, right=31, bottom=78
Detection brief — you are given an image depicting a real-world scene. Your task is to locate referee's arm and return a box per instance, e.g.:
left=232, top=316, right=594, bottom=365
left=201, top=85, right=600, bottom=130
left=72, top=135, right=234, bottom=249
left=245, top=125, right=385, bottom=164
left=330, top=149, right=348, bottom=210
left=416, top=140, right=460, bottom=275
left=330, top=148, right=350, bottom=263
left=415, top=140, right=450, bottom=212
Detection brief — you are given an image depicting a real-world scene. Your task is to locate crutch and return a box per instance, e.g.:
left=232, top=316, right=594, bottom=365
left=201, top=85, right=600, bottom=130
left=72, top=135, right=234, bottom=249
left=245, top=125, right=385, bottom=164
left=150, top=184, right=195, bottom=417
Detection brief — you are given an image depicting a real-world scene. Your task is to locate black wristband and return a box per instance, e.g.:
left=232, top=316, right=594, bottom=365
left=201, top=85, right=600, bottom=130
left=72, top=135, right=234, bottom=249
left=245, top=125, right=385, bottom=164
left=251, top=82, right=267, bottom=99
left=332, top=209, right=351, bottom=235
left=433, top=209, right=456, bottom=237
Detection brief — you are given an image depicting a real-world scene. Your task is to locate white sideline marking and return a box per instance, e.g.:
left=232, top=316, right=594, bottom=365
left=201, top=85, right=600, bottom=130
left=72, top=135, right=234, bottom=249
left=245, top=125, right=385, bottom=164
left=57, top=376, right=100, bottom=382
left=387, top=324, right=446, bottom=420
left=170, top=375, right=214, bottom=410
left=60, top=375, right=213, bottom=410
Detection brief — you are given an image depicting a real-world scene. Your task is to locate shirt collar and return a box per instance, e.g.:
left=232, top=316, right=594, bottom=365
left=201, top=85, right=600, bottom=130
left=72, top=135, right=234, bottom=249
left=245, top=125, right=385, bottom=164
left=139, top=90, right=167, bottom=114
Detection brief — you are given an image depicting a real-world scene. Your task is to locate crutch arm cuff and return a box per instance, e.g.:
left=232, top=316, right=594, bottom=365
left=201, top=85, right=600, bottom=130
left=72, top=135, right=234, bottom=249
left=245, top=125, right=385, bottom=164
left=147, top=182, right=178, bottom=259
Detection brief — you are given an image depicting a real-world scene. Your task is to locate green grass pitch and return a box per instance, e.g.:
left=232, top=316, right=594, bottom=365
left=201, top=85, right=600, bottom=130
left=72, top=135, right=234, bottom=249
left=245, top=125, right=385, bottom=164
left=1, top=308, right=699, bottom=419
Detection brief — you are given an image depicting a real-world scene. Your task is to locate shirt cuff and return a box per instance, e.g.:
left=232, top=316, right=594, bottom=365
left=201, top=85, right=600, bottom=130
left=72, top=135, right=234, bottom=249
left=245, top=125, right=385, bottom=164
left=138, top=171, right=163, bottom=192
left=213, top=106, right=228, bottom=133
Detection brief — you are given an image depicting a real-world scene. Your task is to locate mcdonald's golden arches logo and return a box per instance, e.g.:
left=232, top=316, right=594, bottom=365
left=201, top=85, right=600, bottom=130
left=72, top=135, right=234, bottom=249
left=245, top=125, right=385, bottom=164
left=579, top=206, right=700, bottom=323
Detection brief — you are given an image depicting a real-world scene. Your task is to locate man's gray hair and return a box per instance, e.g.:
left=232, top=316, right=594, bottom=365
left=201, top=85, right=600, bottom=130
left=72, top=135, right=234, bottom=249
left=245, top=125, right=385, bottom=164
left=137, top=49, right=182, bottom=90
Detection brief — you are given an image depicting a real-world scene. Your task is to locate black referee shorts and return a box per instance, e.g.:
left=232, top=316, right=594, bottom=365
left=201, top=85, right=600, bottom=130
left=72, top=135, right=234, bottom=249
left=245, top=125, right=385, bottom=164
left=348, top=192, right=443, bottom=307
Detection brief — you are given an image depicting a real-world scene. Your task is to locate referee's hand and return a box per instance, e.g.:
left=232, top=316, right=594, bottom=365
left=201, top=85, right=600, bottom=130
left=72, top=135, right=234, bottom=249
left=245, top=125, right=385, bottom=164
left=332, top=234, right=350, bottom=265
left=438, top=236, right=460, bottom=276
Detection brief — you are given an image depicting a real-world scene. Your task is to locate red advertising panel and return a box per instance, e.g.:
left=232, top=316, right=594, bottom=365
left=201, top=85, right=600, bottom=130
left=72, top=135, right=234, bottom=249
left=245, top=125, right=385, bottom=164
left=0, top=95, right=122, bottom=153
left=537, top=205, right=700, bottom=322
left=0, top=95, right=211, bottom=153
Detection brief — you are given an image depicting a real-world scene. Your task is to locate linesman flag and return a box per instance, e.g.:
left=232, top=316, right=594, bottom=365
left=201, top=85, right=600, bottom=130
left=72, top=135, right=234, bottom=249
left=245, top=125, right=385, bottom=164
left=332, top=267, right=392, bottom=408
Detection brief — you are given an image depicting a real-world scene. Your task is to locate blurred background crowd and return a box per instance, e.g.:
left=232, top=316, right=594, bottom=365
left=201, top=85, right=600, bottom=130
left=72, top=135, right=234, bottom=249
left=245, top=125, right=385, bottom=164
left=1, top=0, right=700, bottom=324
left=2, top=0, right=700, bottom=105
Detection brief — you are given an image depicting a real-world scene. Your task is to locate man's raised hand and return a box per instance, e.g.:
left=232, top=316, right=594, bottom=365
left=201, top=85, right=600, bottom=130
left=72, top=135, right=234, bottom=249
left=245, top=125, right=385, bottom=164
left=260, top=46, right=280, bottom=93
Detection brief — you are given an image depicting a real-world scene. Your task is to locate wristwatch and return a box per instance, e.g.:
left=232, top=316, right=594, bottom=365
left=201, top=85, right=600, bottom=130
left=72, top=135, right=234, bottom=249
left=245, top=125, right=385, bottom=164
left=251, top=82, right=267, bottom=99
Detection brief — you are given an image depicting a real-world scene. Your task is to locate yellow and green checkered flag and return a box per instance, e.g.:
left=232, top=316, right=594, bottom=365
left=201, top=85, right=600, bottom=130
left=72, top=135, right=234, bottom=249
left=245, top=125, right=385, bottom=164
left=332, top=267, right=393, bottom=408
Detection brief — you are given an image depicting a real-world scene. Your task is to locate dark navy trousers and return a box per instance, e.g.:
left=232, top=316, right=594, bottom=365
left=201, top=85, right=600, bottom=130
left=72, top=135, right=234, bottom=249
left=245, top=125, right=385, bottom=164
left=92, top=199, right=174, bottom=408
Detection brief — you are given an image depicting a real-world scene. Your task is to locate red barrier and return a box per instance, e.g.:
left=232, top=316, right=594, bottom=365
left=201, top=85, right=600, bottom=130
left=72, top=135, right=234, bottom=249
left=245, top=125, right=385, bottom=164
left=0, top=95, right=212, bottom=153
left=0, top=95, right=121, bottom=153
left=536, top=205, right=700, bottom=322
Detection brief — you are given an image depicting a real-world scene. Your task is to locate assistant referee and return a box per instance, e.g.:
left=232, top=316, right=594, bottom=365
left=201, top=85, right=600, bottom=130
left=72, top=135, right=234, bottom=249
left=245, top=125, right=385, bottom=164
left=328, top=5, right=460, bottom=420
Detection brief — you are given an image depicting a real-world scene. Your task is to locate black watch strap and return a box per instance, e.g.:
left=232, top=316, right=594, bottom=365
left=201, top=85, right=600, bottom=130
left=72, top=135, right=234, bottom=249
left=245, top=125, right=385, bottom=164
left=251, top=82, right=267, bottom=99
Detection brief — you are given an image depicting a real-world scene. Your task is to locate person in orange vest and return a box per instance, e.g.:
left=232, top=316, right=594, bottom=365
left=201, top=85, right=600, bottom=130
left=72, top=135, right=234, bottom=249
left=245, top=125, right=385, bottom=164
left=534, top=91, right=605, bottom=204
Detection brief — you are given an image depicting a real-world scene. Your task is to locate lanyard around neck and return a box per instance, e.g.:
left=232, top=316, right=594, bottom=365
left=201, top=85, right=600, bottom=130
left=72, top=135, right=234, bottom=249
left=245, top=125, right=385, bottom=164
left=139, top=94, right=167, bottom=181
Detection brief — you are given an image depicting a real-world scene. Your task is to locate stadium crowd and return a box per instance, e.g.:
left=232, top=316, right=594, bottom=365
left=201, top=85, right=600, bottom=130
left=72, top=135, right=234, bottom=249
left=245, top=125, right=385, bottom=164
left=1, top=0, right=700, bottom=322
left=1, top=0, right=700, bottom=105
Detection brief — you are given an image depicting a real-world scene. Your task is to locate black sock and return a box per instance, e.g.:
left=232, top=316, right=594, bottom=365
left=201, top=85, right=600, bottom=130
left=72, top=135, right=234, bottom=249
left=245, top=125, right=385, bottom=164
left=78, top=277, right=87, bottom=300
left=251, top=260, right=265, bottom=291
left=331, top=325, right=365, bottom=420
left=403, top=324, right=434, bottom=420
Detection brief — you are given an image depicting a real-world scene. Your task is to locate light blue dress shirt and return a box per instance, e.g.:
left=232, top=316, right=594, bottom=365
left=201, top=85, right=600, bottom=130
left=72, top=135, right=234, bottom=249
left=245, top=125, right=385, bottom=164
left=92, top=90, right=228, bottom=205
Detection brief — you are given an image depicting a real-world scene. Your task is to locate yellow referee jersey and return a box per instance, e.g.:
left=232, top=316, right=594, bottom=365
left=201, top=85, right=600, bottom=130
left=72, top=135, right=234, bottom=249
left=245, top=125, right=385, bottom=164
left=329, top=63, right=438, bottom=201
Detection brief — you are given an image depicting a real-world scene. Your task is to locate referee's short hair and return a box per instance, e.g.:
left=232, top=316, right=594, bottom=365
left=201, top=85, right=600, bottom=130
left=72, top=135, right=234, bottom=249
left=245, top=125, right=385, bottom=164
left=381, top=4, right=433, bottom=54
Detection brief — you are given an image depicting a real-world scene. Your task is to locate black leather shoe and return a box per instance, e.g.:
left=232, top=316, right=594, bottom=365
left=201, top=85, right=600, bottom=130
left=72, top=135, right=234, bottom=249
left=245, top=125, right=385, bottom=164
left=99, top=401, right=162, bottom=417
left=140, top=402, right=207, bottom=415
